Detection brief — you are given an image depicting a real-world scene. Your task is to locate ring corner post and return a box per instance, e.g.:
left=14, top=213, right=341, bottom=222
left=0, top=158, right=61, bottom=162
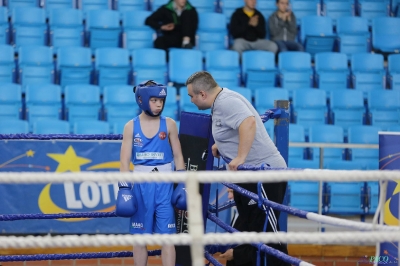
left=274, top=99, right=290, bottom=233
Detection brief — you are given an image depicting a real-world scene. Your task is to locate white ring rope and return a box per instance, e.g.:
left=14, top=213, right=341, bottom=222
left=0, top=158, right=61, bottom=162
left=1, top=232, right=400, bottom=249
left=0, top=170, right=399, bottom=183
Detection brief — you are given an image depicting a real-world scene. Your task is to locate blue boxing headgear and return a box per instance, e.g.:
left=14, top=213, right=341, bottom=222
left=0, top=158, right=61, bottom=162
left=133, top=80, right=167, bottom=117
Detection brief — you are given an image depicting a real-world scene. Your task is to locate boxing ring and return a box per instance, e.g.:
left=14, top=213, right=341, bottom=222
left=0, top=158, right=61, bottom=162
left=1, top=101, right=400, bottom=266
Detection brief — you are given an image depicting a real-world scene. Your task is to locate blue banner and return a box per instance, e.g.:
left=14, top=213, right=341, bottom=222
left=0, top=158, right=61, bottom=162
left=379, top=133, right=400, bottom=265
left=0, top=140, right=130, bottom=234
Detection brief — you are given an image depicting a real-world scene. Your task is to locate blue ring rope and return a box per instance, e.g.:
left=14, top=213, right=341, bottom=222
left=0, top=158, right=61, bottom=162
left=0, top=250, right=161, bottom=262
left=207, top=212, right=303, bottom=266
left=0, top=211, right=117, bottom=221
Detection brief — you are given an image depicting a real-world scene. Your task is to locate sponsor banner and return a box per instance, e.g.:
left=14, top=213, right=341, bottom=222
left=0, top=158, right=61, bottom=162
left=379, top=132, right=400, bottom=265
left=0, top=140, right=130, bottom=234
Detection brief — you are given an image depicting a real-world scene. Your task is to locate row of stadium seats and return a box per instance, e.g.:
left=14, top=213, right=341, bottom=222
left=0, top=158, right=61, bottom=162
left=1, top=7, right=400, bottom=54
left=1, top=81, right=399, bottom=135
left=1, top=47, right=400, bottom=91
left=0, top=0, right=399, bottom=23
left=288, top=180, right=378, bottom=214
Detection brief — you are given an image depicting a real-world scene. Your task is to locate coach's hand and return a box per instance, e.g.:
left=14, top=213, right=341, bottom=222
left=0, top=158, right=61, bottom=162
left=219, top=249, right=234, bottom=261
left=228, top=157, right=245, bottom=171
left=212, top=144, right=220, bottom=158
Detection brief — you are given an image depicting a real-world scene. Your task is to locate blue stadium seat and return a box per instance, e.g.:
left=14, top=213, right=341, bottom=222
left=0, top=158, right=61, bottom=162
left=219, top=0, right=242, bottom=23
left=300, top=16, right=336, bottom=56
left=122, top=11, right=155, bottom=50
left=25, top=84, right=62, bottom=131
left=287, top=181, right=320, bottom=212
left=367, top=90, right=400, bottom=130
left=351, top=53, right=386, bottom=96
left=49, top=8, right=84, bottom=49
left=357, top=0, right=389, bottom=25
left=330, top=90, right=365, bottom=136
left=0, top=45, right=16, bottom=83
left=64, top=84, right=101, bottom=131
left=18, top=46, right=54, bottom=91
left=257, top=0, right=276, bottom=23
left=163, top=86, right=178, bottom=120
left=112, top=121, right=126, bottom=134
left=0, top=119, right=29, bottom=133
left=191, top=0, right=216, bottom=12
left=57, top=46, right=92, bottom=88
left=348, top=125, right=380, bottom=170
left=86, top=10, right=120, bottom=49
left=372, top=17, right=400, bottom=53
left=278, top=52, right=313, bottom=90
left=132, top=48, right=167, bottom=85
left=78, top=0, right=111, bottom=16
left=336, top=17, right=370, bottom=58
left=95, top=48, right=131, bottom=89
left=0, top=6, right=10, bottom=44
left=388, top=54, right=400, bottom=90
left=103, top=85, right=139, bottom=127
left=324, top=180, right=366, bottom=214
left=292, top=89, right=327, bottom=136
left=315, top=52, right=349, bottom=90
left=388, top=124, right=400, bottom=132
left=169, top=49, right=203, bottom=84
left=12, top=7, right=47, bottom=47
left=289, top=123, right=307, bottom=161
left=114, top=0, right=147, bottom=11
left=7, top=0, right=38, bottom=10
left=229, top=87, right=252, bottom=103
left=309, top=124, right=345, bottom=168
left=290, top=0, right=321, bottom=24
left=323, top=0, right=354, bottom=25
left=326, top=160, right=364, bottom=170
left=44, top=0, right=75, bottom=13
left=33, top=119, right=70, bottom=134
left=149, top=0, right=167, bottom=11
left=0, top=83, right=22, bottom=120
left=74, top=120, right=110, bottom=134
left=205, top=50, right=240, bottom=88
left=179, top=86, right=211, bottom=116
left=197, top=12, right=228, bottom=53
left=242, top=51, right=277, bottom=90
left=254, top=88, right=289, bottom=114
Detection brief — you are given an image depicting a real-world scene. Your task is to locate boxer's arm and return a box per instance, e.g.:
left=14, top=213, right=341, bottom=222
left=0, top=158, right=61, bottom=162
left=167, top=118, right=185, bottom=170
left=229, top=116, right=256, bottom=171
left=120, top=120, right=133, bottom=172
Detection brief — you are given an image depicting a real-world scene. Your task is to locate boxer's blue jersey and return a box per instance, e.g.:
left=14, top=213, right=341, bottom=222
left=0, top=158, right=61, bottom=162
left=132, top=116, right=173, bottom=166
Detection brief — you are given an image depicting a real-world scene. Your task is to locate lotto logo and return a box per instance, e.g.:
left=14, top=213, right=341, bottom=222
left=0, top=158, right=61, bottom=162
left=122, top=194, right=133, bottom=202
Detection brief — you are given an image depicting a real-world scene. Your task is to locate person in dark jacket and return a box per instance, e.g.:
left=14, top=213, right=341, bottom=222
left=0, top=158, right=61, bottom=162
left=229, top=0, right=278, bottom=56
left=268, top=0, right=304, bottom=52
left=145, top=0, right=198, bottom=50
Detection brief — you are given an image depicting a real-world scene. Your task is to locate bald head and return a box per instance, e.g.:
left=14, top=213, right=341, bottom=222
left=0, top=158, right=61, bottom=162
left=185, top=71, right=219, bottom=95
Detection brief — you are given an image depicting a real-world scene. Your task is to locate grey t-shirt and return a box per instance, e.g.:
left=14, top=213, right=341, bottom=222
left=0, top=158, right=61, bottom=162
left=212, top=88, right=287, bottom=168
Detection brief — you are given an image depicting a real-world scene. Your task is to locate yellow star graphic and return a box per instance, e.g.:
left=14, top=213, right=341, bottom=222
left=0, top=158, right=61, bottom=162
left=393, top=181, right=400, bottom=196
left=47, top=146, right=91, bottom=172
left=26, top=150, right=35, bottom=157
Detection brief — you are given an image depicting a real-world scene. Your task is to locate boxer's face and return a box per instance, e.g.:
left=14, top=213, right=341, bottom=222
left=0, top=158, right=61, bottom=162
left=149, top=97, right=164, bottom=115
left=187, top=84, right=207, bottom=110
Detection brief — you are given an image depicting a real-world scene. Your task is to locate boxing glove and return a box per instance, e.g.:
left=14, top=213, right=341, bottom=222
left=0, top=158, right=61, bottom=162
left=171, top=182, right=187, bottom=210
left=115, top=181, right=137, bottom=217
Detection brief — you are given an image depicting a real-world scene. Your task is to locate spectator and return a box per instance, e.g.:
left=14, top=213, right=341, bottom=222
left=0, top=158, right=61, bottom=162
left=268, top=0, right=304, bottom=52
left=145, top=0, right=198, bottom=51
left=229, top=0, right=278, bottom=56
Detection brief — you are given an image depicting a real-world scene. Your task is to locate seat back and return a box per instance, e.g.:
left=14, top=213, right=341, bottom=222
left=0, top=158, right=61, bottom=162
left=367, top=90, right=400, bottom=130
left=191, top=0, right=216, bottom=12
left=291, top=0, right=321, bottom=24
left=169, top=49, right=203, bottom=84
left=388, top=54, right=400, bottom=90
left=309, top=124, right=344, bottom=166
left=0, top=119, right=29, bottom=133
left=323, top=0, right=354, bottom=23
left=0, top=7, right=9, bottom=44
left=351, top=53, right=385, bottom=92
left=74, top=120, right=110, bottom=134
left=0, top=83, right=22, bottom=120
left=33, top=119, right=70, bottom=134
left=45, top=0, right=75, bottom=12
left=348, top=125, right=380, bottom=169
left=79, top=0, right=111, bottom=15
left=242, top=50, right=276, bottom=89
left=279, top=52, right=313, bottom=89
left=0, top=45, right=16, bottom=83
left=372, top=17, right=400, bottom=52
left=49, top=9, right=84, bottom=48
left=103, top=85, right=138, bottom=124
left=12, top=7, right=47, bottom=47
left=289, top=124, right=306, bottom=160
left=115, top=0, right=147, bottom=12
left=86, top=10, right=121, bottom=49
left=122, top=10, right=152, bottom=30
left=254, top=88, right=289, bottom=113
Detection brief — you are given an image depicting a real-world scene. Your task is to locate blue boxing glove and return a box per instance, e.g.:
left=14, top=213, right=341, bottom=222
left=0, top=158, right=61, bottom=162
left=115, top=181, right=137, bottom=217
left=172, top=170, right=187, bottom=210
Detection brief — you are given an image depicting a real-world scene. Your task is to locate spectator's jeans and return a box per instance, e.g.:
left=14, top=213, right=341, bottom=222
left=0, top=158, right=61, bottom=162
left=232, top=38, right=278, bottom=56
left=275, top=40, right=304, bottom=52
